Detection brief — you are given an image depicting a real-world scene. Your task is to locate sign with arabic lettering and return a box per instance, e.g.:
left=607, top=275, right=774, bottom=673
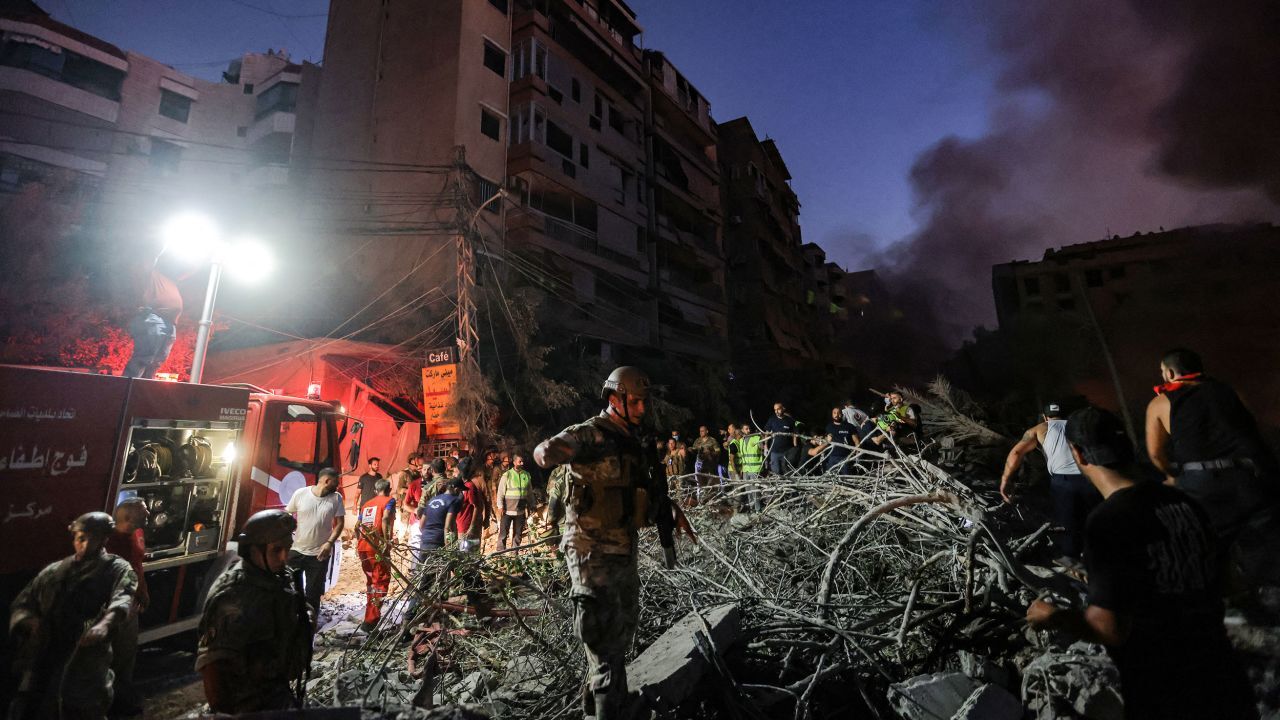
left=422, top=364, right=459, bottom=437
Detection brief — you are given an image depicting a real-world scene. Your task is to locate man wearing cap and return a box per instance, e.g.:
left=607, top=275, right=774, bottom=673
left=534, top=366, right=693, bottom=720
left=197, top=509, right=313, bottom=713
left=8, top=512, right=137, bottom=719
left=1000, top=402, right=1101, bottom=560
left=1145, top=347, right=1280, bottom=587
left=1026, top=407, right=1256, bottom=719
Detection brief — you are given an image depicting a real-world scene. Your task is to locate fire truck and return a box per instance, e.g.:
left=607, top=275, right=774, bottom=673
left=0, top=365, right=347, bottom=643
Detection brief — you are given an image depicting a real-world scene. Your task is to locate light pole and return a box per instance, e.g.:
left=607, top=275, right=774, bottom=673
left=160, top=211, right=273, bottom=384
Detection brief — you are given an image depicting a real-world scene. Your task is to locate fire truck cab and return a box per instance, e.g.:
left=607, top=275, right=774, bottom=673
left=0, top=366, right=344, bottom=643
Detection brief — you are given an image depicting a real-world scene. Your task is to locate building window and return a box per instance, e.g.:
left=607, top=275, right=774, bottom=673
left=0, top=35, right=124, bottom=100
left=1023, top=277, right=1040, bottom=296
left=1057, top=298, right=1076, bottom=311
left=158, top=89, right=193, bottom=123
left=579, top=142, right=589, bottom=168
left=255, top=81, right=298, bottom=119
left=1085, top=269, right=1104, bottom=287
left=488, top=0, right=508, bottom=14
left=1054, top=273, right=1070, bottom=293
left=243, top=83, right=254, bottom=94
left=483, top=40, right=506, bottom=77
left=476, top=175, right=501, bottom=214
left=571, top=78, right=581, bottom=103
left=546, top=120, right=573, bottom=158
left=548, top=86, right=563, bottom=104
left=512, top=39, right=547, bottom=82
left=511, top=103, right=546, bottom=145
left=150, top=139, right=182, bottom=173
left=608, top=104, right=625, bottom=133
left=480, top=108, right=501, bottom=141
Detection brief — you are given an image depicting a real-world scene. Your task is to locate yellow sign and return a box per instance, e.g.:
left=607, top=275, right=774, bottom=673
left=421, top=364, right=460, bottom=437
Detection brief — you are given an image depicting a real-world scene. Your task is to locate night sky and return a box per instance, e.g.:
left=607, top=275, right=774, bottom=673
left=40, top=0, right=1280, bottom=338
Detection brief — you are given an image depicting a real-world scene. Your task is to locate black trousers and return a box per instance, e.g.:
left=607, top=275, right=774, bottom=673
left=498, top=513, right=526, bottom=550
left=1048, top=473, right=1102, bottom=559
left=287, top=550, right=330, bottom=612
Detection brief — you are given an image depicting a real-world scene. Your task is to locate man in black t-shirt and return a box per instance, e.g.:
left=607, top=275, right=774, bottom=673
left=356, top=457, right=383, bottom=509
left=823, top=407, right=858, bottom=474
left=1026, top=407, right=1256, bottom=719
left=763, top=402, right=798, bottom=475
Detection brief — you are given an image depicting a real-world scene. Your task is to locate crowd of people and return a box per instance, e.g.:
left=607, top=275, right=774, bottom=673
left=9, top=350, right=1279, bottom=719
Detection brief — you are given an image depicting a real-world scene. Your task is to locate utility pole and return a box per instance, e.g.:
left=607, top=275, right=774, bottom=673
left=453, top=147, right=480, bottom=381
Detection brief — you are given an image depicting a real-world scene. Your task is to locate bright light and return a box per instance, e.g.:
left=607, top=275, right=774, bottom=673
left=223, top=238, right=275, bottom=283
left=222, top=443, right=237, bottom=465
left=161, top=211, right=221, bottom=263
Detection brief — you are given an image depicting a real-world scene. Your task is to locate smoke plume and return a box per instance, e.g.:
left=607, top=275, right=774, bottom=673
left=873, top=0, right=1280, bottom=347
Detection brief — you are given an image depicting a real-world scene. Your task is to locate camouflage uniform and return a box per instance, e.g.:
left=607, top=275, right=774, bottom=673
left=541, top=411, right=651, bottom=718
left=8, top=552, right=136, bottom=719
left=195, top=557, right=312, bottom=713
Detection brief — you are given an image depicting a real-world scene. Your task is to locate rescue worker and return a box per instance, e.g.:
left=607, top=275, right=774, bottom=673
left=496, top=454, right=533, bottom=551
left=534, top=366, right=694, bottom=720
left=8, top=512, right=137, bottom=720
left=736, top=421, right=766, bottom=512
left=1145, top=348, right=1280, bottom=587
left=196, top=509, right=312, bottom=713
left=356, top=479, right=396, bottom=632
left=1000, top=403, right=1101, bottom=560
left=105, top=498, right=151, bottom=717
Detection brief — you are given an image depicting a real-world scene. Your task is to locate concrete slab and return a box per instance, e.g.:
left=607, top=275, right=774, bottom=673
left=628, top=604, right=741, bottom=711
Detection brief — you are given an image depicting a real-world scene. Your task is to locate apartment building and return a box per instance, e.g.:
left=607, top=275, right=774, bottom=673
left=991, top=223, right=1280, bottom=443
left=305, top=0, right=728, bottom=366
left=0, top=1, right=302, bottom=308
left=717, top=116, right=818, bottom=401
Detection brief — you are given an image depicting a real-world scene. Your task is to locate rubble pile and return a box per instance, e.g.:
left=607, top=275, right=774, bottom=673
left=300, top=394, right=1279, bottom=719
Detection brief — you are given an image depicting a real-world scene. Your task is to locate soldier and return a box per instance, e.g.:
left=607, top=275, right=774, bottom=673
left=196, top=509, right=313, bottom=713
left=534, top=366, right=694, bottom=720
left=8, top=512, right=137, bottom=720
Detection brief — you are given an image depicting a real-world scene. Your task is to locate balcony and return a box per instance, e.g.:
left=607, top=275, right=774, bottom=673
left=246, top=109, right=294, bottom=146
left=508, top=205, right=642, bottom=273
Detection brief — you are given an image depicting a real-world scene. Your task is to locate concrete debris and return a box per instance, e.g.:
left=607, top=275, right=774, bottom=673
left=628, top=604, right=741, bottom=711
left=952, top=683, right=1025, bottom=720
left=956, top=651, right=1015, bottom=690
left=1021, top=642, right=1124, bottom=720
left=888, top=671, right=979, bottom=720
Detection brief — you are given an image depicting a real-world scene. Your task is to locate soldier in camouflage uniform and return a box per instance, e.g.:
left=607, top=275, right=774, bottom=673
left=196, top=509, right=313, bottom=713
left=535, top=366, right=693, bottom=720
left=8, top=512, right=137, bottom=720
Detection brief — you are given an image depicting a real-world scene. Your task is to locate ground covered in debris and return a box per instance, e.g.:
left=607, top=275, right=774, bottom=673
left=153, top=384, right=1280, bottom=719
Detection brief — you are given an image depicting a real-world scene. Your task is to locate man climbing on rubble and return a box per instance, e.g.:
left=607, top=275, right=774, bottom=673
left=1025, top=406, right=1256, bottom=719
left=1145, top=347, right=1280, bottom=590
left=356, top=479, right=396, bottom=632
left=1000, top=403, right=1100, bottom=560
left=8, top=512, right=137, bottom=720
left=534, top=366, right=695, bottom=720
left=197, top=509, right=312, bottom=713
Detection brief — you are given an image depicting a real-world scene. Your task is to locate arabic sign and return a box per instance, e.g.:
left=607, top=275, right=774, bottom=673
left=421, top=364, right=459, bottom=437
left=0, top=443, right=89, bottom=475
left=425, top=346, right=456, bottom=367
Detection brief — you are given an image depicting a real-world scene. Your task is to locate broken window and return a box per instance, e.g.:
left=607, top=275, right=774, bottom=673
left=480, top=108, right=501, bottom=141
left=483, top=40, right=506, bottom=77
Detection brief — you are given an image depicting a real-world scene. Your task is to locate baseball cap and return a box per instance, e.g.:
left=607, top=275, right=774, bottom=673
left=1065, top=407, right=1133, bottom=466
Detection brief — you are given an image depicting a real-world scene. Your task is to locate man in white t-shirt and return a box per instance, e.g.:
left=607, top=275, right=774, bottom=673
left=285, top=467, right=346, bottom=612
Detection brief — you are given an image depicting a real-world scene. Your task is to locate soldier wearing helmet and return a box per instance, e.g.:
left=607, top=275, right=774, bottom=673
left=8, top=512, right=137, bottom=719
left=196, top=509, right=313, bottom=713
left=534, top=366, right=694, bottom=720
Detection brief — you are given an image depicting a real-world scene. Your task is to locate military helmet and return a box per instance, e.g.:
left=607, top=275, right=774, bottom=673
left=68, top=511, right=115, bottom=538
left=602, top=366, right=650, bottom=401
left=236, top=509, right=296, bottom=556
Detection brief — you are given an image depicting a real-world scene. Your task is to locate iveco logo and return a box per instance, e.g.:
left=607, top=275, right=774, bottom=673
left=220, top=408, right=248, bottom=416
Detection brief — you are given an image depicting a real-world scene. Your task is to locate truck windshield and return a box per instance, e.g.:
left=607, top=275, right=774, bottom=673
left=277, top=404, right=332, bottom=472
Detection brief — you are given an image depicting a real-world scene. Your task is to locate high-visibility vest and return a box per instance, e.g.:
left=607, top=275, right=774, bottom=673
left=737, top=435, right=764, bottom=473
left=502, top=469, right=532, bottom=499
left=357, top=495, right=395, bottom=553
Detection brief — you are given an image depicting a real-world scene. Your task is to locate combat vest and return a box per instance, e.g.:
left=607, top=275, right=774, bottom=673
left=558, top=413, right=649, bottom=555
